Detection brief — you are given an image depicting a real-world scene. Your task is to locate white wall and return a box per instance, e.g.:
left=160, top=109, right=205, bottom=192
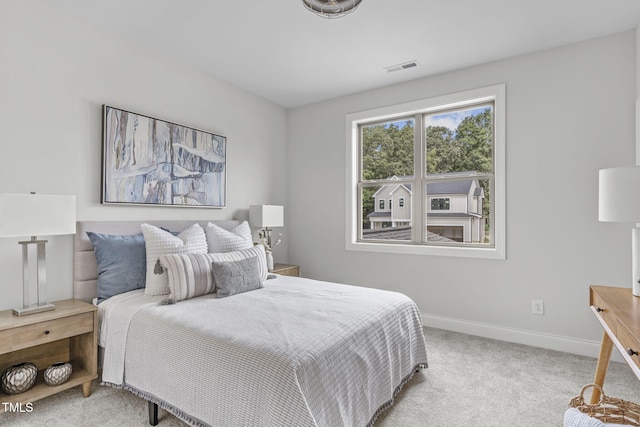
left=0, top=1, right=288, bottom=311
left=287, top=31, right=636, bottom=356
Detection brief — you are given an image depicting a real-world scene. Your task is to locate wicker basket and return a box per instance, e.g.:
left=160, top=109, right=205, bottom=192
left=569, top=384, right=640, bottom=426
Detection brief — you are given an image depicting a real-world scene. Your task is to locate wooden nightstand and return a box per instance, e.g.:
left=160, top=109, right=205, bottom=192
left=0, top=299, right=97, bottom=413
left=272, top=263, right=300, bottom=277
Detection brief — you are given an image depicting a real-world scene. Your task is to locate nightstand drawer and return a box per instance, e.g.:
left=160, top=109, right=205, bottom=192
left=618, top=321, right=640, bottom=371
left=0, top=312, right=93, bottom=354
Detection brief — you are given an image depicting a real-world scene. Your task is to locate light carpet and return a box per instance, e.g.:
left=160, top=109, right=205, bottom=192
left=2, top=327, right=639, bottom=426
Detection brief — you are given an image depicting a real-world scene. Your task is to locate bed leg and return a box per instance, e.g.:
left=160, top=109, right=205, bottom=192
left=148, top=401, right=158, bottom=426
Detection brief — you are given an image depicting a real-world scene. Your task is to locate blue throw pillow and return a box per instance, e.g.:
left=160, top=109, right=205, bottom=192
left=87, top=231, right=147, bottom=303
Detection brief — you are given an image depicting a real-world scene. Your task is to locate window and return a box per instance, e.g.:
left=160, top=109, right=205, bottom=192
left=346, top=85, right=505, bottom=259
left=430, top=198, right=450, bottom=210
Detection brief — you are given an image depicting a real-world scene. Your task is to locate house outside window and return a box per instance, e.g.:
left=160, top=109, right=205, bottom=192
left=346, top=85, right=505, bottom=259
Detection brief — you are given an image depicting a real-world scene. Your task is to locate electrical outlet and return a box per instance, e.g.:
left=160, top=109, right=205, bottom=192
left=532, top=299, right=544, bottom=315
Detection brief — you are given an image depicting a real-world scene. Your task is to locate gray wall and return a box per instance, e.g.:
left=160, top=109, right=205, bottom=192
left=0, top=1, right=288, bottom=310
left=287, top=31, right=636, bottom=356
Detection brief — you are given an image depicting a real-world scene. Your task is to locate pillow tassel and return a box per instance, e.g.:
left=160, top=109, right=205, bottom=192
left=154, top=259, right=165, bottom=275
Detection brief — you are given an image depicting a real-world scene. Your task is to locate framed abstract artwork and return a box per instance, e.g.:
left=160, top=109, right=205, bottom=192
left=102, top=105, right=226, bottom=208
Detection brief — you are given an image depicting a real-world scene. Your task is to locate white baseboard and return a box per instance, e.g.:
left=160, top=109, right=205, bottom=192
left=421, top=312, right=625, bottom=364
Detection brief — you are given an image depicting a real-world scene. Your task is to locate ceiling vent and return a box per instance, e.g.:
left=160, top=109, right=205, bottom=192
left=384, top=60, right=419, bottom=73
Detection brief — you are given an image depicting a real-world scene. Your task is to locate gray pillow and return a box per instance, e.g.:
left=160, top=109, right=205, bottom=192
left=212, top=255, right=263, bottom=298
left=87, top=231, right=147, bottom=303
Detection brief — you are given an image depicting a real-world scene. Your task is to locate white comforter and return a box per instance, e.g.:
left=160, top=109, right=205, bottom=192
left=100, top=275, right=428, bottom=427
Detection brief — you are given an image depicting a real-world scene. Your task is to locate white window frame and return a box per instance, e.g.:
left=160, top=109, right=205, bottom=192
left=345, top=84, right=506, bottom=259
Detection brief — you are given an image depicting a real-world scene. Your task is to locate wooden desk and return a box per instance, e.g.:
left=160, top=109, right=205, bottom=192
left=589, top=286, right=640, bottom=403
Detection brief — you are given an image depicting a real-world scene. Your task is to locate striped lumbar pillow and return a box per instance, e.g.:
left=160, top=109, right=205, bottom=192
left=159, top=252, right=217, bottom=303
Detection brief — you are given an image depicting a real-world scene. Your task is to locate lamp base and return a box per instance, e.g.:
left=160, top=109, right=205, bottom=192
left=12, top=303, right=55, bottom=317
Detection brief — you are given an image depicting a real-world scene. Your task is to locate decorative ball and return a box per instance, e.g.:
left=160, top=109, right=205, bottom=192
left=43, top=362, right=72, bottom=386
left=1, top=362, right=37, bottom=394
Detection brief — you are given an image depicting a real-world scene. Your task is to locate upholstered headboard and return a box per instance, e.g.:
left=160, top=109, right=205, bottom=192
left=73, top=220, right=243, bottom=303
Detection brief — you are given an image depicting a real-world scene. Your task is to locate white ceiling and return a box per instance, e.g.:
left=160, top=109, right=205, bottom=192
left=49, top=0, right=640, bottom=108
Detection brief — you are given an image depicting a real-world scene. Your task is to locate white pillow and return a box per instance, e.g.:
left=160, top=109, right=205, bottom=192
left=205, top=221, right=252, bottom=253
left=141, top=223, right=208, bottom=296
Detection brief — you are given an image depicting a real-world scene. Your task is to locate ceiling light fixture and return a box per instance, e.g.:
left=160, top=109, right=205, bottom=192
left=302, top=0, right=362, bottom=19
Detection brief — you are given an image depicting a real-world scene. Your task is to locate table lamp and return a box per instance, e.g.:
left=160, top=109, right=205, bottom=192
left=0, top=193, right=76, bottom=315
left=599, top=166, right=640, bottom=296
left=249, top=205, right=284, bottom=271
left=250, top=205, right=284, bottom=248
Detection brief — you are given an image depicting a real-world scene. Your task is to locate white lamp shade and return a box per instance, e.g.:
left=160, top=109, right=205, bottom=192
left=0, top=193, right=76, bottom=238
left=599, top=167, right=640, bottom=222
left=249, top=205, right=284, bottom=228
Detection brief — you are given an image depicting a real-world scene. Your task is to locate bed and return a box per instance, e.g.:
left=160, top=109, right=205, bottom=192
left=74, top=220, right=428, bottom=427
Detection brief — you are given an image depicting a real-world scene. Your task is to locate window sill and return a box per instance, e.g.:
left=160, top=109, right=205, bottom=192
left=345, top=240, right=505, bottom=260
